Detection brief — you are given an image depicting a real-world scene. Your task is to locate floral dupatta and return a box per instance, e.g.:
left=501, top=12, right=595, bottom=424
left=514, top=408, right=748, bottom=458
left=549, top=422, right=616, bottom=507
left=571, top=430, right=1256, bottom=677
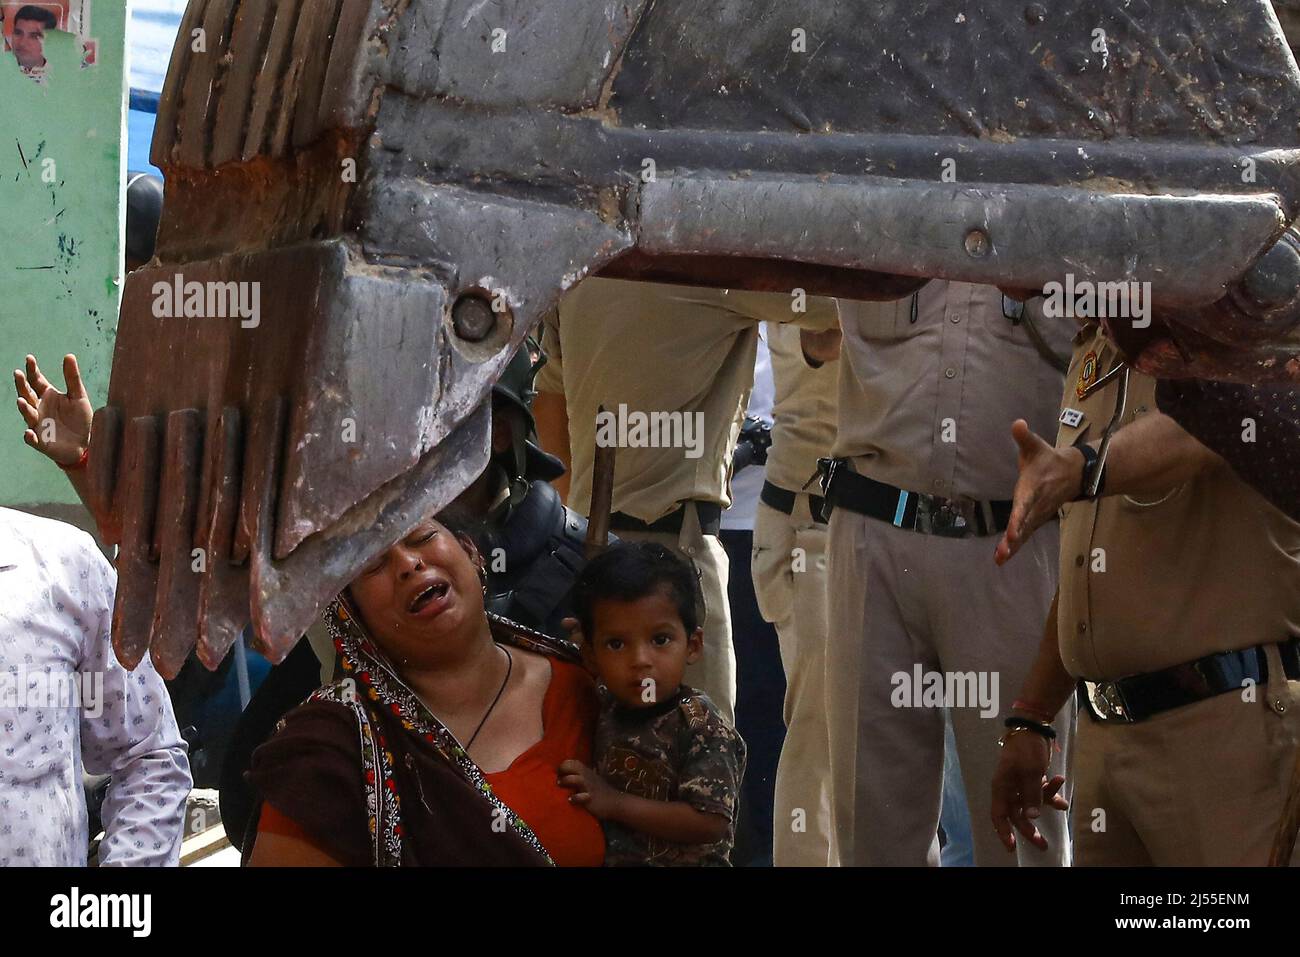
left=315, top=595, right=583, bottom=867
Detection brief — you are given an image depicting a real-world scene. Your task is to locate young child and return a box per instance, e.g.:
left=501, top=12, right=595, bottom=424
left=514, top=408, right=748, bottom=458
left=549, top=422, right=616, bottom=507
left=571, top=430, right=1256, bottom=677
left=559, top=542, right=746, bottom=866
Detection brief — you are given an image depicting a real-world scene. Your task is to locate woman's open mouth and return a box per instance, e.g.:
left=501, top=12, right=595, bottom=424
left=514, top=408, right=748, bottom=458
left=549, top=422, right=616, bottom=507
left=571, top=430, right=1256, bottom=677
left=408, top=581, right=451, bottom=617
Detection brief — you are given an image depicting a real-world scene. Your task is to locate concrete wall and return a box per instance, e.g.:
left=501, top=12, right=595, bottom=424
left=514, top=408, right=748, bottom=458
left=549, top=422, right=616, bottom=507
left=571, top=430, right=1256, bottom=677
left=0, top=1, right=127, bottom=535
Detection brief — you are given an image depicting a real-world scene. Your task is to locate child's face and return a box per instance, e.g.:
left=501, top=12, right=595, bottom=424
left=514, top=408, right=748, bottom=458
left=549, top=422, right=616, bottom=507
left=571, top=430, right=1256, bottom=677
left=587, top=586, right=703, bottom=709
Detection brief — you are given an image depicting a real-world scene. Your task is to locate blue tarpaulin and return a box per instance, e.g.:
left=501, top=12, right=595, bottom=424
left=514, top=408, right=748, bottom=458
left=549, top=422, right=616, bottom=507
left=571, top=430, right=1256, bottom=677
left=127, top=1, right=185, bottom=176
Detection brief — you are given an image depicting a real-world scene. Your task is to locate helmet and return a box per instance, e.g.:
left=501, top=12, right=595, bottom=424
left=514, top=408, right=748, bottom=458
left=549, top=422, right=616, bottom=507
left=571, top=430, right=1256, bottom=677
left=492, top=337, right=566, bottom=484
left=126, top=172, right=164, bottom=265
left=492, top=337, right=543, bottom=435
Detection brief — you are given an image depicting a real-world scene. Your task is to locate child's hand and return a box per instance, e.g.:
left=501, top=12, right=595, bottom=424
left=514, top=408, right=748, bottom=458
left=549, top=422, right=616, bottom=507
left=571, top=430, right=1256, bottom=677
left=564, top=617, right=602, bottom=680
left=558, top=759, right=621, bottom=820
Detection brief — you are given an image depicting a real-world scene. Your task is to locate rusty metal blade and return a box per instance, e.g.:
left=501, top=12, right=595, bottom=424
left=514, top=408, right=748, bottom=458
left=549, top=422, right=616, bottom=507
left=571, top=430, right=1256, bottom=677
left=195, top=406, right=248, bottom=671
left=86, top=405, right=122, bottom=544
left=292, top=0, right=345, bottom=150
left=211, top=0, right=277, bottom=168
left=268, top=0, right=325, bottom=158
left=148, top=410, right=205, bottom=679
left=250, top=402, right=492, bottom=661
left=176, top=0, right=239, bottom=170
left=235, top=396, right=285, bottom=567
left=109, top=0, right=1300, bottom=677
left=242, top=0, right=305, bottom=162
left=150, top=0, right=211, bottom=169
left=111, top=417, right=162, bottom=671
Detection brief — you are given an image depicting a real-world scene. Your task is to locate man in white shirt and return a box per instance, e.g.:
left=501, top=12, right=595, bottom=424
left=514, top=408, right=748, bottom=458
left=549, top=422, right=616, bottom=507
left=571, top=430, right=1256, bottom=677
left=0, top=507, right=191, bottom=866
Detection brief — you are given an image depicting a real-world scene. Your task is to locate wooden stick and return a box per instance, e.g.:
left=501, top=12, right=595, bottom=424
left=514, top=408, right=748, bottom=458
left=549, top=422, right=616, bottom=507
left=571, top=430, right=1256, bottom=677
left=586, top=406, right=616, bottom=559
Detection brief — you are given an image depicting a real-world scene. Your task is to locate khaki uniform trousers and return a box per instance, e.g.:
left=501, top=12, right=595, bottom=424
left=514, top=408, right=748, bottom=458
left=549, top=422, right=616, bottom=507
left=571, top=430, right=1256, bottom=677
left=753, top=495, right=837, bottom=867
left=1072, top=650, right=1300, bottom=866
left=616, top=503, right=735, bottom=724
left=825, top=508, right=1073, bottom=866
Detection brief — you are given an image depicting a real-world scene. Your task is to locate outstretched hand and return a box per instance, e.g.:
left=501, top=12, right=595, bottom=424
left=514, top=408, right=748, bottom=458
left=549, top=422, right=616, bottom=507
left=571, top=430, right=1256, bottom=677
left=994, top=420, right=1083, bottom=566
left=990, top=731, right=1070, bottom=853
left=14, top=354, right=93, bottom=467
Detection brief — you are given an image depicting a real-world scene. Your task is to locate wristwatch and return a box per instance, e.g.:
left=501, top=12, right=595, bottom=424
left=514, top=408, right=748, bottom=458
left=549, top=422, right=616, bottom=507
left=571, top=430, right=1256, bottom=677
left=1072, top=439, right=1105, bottom=501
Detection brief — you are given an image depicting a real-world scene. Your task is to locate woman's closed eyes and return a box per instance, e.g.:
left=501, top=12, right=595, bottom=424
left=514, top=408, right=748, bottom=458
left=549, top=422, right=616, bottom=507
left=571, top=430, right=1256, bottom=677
left=361, top=527, right=438, bottom=576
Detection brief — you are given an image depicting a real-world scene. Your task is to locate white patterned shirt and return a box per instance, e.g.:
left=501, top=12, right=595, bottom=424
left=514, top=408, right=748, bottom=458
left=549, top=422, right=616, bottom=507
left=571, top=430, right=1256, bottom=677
left=0, top=508, right=191, bottom=866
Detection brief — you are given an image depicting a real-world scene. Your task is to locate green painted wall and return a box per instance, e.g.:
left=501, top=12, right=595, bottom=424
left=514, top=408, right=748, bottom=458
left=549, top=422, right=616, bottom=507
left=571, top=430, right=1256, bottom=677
left=0, top=2, right=127, bottom=510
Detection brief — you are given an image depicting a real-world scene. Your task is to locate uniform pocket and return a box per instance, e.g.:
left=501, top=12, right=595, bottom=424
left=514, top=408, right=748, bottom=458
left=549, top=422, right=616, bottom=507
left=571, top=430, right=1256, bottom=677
left=843, top=297, right=915, bottom=341
left=751, top=503, right=795, bottom=625
left=982, top=295, right=1034, bottom=345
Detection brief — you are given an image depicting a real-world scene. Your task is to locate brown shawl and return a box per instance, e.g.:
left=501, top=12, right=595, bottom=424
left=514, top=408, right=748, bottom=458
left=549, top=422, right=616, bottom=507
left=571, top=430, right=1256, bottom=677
left=247, top=595, right=583, bottom=866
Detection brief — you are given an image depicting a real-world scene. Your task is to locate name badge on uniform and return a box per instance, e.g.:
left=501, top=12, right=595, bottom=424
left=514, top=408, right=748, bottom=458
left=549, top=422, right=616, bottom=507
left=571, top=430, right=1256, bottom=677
left=1059, top=408, right=1085, bottom=428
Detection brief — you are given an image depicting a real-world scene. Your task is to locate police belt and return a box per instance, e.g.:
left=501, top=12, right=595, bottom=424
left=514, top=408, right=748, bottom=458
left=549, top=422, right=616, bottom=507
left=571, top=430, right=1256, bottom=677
left=760, top=481, right=827, bottom=525
left=1080, top=637, right=1300, bottom=724
left=819, top=458, right=1011, bottom=538
left=609, top=502, right=722, bottom=537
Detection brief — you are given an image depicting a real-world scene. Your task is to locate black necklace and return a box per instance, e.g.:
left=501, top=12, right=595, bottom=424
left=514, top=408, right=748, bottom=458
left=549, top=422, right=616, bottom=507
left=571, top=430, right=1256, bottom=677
left=466, top=645, right=513, bottom=751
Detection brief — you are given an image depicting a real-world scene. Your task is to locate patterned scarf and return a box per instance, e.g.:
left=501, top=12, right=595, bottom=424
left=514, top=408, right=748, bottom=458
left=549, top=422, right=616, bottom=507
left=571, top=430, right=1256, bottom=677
left=315, top=593, right=582, bottom=866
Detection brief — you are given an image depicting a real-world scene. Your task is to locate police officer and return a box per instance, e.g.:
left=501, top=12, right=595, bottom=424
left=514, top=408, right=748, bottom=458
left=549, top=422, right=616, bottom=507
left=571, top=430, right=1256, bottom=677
left=822, top=281, right=1075, bottom=866
left=471, top=341, right=596, bottom=637
left=752, top=318, right=840, bottom=866
left=991, top=319, right=1300, bottom=865
left=534, top=277, right=837, bottom=724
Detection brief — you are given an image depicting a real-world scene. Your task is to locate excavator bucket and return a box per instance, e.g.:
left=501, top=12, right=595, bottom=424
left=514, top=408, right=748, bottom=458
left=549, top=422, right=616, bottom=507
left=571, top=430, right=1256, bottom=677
left=98, top=0, right=1300, bottom=675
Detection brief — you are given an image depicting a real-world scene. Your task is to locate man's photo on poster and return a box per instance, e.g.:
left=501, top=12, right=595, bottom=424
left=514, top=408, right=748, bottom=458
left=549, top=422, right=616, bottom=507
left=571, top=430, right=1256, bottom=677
left=2, top=1, right=95, bottom=81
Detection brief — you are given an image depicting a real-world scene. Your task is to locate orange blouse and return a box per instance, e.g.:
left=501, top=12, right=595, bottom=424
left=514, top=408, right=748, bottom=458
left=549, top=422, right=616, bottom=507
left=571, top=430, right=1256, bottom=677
left=258, top=654, right=605, bottom=867
left=484, top=658, right=606, bottom=867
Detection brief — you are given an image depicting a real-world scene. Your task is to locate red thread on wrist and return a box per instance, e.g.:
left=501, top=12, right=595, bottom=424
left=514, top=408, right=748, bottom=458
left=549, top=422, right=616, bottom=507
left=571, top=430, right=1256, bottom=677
left=58, top=447, right=90, bottom=472
left=1012, top=699, right=1054, bottom=721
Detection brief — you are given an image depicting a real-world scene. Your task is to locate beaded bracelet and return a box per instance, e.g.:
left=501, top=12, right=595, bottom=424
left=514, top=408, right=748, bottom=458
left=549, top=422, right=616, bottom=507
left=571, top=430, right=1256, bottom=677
left=1003, top=715, right=1057, bottom=740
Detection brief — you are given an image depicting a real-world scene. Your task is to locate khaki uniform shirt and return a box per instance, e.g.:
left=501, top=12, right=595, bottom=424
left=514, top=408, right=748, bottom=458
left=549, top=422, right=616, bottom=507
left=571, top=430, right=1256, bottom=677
left=1055, top=324, right=1300, bottom=680
left=834, top=281, right=1072, bottom=501
left=538, top=277, right=837, bottom=522
left=765, top=320, right=840, bottom=494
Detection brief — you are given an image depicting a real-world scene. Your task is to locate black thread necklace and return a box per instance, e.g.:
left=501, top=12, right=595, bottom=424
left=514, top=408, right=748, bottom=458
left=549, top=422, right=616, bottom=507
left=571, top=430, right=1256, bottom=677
left=466, top=644, right=513, bottom=751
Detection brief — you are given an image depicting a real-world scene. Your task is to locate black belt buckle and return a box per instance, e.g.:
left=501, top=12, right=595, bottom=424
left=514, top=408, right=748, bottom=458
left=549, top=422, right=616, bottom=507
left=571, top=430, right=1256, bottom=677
left=916, top=496, right=974, bottom=538
left=1080, top=640, right=1295, bottom=725
left=816, top=457, right=841, bottom=499
left=816, top=457, right=843, bottom=521
left=915, top=495, right=999, bottom=538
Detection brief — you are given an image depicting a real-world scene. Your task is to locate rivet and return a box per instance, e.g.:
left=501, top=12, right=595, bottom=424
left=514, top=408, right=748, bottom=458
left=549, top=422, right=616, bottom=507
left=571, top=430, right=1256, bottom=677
left=452, top=294, right=498, bottom=342
left=964, top=228, right=992, bottom=258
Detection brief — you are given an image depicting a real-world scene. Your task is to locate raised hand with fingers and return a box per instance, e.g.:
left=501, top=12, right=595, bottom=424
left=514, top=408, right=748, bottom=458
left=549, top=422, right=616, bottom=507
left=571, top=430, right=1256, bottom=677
left=994, top=419, right=1085, bottom=566
left=14, top=354, right=93, bottom=468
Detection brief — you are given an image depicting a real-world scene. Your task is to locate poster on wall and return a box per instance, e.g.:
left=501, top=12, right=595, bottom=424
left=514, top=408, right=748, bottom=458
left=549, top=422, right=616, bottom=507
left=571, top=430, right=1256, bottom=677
left=0, top=0, right=124, bottom=512
left=2, top=1, right=97, bottom=81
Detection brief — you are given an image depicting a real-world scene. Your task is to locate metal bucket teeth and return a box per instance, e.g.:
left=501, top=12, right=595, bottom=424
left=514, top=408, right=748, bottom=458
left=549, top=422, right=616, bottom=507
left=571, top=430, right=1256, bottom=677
left=110, top=417, right=162, bottom=672
left=101, top=0, right=1300, bottom=676
left=195, top=407, right=247, bottom=671
left=148, top=410, right=205, bottom=678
